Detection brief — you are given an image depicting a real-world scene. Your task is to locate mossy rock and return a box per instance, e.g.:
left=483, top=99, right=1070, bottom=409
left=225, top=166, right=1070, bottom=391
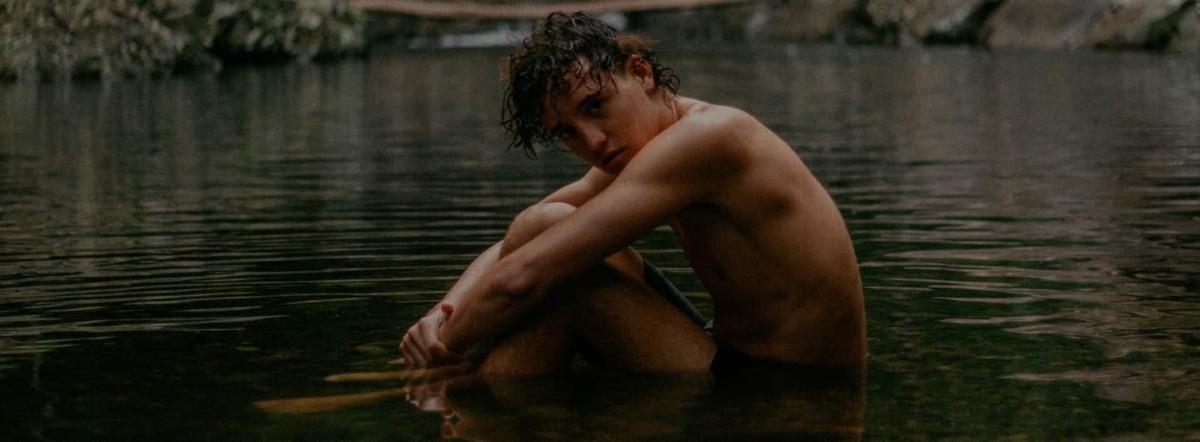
left=0, top=0, right=366, bottom=81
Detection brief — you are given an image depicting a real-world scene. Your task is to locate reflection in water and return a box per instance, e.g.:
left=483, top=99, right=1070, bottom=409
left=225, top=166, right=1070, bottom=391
left=435, top=373, right=864, bottom=442
left=0, top=56, right=544, bottom=354
left=1, top=45, right=1198, bottom=440
left=258, top=364, right=864, bottom=442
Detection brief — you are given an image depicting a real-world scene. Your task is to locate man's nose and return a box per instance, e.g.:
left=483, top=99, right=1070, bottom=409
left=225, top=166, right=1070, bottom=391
left=580, top=126, right=606, bottom=153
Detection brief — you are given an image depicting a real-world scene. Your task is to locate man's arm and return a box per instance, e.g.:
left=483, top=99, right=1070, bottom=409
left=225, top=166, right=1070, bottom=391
left=399, top=242, right=499, bottom=366
left=400, top=169, right=615, bottom=365
left=540, top=167, right=616, bottom=207
left=434, top=169, right=614, bottom=311
left=437, top=110, right=749, bottom=353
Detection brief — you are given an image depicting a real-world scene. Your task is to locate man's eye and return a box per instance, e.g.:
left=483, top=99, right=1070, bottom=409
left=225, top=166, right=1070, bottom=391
left=587, top=100, right=604, bottom=115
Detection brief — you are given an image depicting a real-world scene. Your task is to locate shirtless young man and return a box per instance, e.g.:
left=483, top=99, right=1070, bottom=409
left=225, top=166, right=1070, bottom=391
left=399, top=12, right=866, bottom=375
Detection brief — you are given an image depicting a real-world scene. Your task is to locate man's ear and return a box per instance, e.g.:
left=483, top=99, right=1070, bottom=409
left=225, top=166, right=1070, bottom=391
left=626, top=55, right=654, bottom=91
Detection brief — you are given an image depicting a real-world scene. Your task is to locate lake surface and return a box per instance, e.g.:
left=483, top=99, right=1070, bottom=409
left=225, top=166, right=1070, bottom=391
left=2, top=43, right=1198, bottom=441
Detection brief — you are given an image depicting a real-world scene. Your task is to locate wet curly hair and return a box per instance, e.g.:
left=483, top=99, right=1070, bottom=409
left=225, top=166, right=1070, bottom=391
left=501, top=12, right=680, bottom=158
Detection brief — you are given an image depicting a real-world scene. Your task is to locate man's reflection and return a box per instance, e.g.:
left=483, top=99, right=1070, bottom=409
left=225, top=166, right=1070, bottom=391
left=255, top=362, right=864, bottom=441
left=407, top=365, right=865, bottom=441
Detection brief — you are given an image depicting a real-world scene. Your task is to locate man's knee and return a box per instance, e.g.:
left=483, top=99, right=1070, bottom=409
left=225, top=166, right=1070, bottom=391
left=504, top=202, right=577, bottom=252
left=513, top=202, right=576, bottom=230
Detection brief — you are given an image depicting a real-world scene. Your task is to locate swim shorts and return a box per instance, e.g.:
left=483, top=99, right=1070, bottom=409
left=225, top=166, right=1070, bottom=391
left=642, top=259, right=707, bottom=327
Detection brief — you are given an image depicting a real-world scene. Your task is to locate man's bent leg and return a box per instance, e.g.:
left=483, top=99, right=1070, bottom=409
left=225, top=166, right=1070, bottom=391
left=472, top=202, right=613, bottom=376
left=474, top=298, right=576, bottom=375
left=478, top=265, right=714, bottom=374
left=566, top=266, right=715, bottom=372
left=475, top=202, right=713, bottom=374
left=500, top=202, right=644, bottom=279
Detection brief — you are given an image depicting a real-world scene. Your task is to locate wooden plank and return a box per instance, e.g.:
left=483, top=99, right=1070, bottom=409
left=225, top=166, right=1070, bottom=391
left=349, top=0, right=757, bottom=19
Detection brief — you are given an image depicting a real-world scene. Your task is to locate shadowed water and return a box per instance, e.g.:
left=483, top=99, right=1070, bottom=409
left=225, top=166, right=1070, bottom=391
left=1, top=44, right=1198, bottom=441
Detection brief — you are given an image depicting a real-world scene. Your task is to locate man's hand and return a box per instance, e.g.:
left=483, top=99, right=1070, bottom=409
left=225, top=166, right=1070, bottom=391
left=400, top=304, right=466, bottom=367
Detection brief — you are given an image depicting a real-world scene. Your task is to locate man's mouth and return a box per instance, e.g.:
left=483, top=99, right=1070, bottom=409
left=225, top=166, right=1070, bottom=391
left=603, top=149, right=622, bottom=167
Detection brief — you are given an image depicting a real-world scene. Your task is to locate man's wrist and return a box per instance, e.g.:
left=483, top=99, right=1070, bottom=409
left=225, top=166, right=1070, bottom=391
left=435, top=304, right=467, bottom=355
left=437, top=322, right=453, bottom=350
left=428, top=302, right=453, bottom=317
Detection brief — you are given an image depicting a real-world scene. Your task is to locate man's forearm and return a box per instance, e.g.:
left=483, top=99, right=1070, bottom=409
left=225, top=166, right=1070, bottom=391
left=438, top=259, right=540, bottom=353
left=400, top=242, right=505, bottom=365
left=432, top=242, right=503, bottom=313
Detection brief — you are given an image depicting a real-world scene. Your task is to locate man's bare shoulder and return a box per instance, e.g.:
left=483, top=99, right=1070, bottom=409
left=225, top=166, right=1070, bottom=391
left=614, top=98, right=783, bottom=208
left=645, top=97, right=782, bottom=174
left=638, top=99, right=757, bottom=166
left=674, top=97, right=761, bottom=137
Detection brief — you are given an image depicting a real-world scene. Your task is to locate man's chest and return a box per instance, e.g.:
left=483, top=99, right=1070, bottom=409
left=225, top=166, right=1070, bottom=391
left=669, top=205, right=769, bottom=289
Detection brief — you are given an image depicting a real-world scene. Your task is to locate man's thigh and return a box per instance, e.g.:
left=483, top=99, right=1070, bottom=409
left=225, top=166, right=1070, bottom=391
left=567, top=265, right=715, bottom=372
left=477, top=264, right=714, bottom=374
left=474, top=300, right=576, bottom=376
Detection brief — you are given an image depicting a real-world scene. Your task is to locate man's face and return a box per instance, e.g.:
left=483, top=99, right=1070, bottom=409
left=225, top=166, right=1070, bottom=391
left=541, top=56, right=663, bottom=174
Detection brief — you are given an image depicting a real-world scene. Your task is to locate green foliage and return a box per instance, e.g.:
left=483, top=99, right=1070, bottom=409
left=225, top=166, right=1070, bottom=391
left=0, top=0, right=366, bottom=80
left=208, top=0, right=366, bottom=63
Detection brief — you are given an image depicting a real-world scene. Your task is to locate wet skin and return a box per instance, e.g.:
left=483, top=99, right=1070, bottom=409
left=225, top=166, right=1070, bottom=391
left=402, top=54, right=866, bottom=371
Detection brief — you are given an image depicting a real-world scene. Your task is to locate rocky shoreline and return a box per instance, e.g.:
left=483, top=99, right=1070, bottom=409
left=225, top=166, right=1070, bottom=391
left=3, top=0, right=1197, bottom=81
left=367, top=0, right=1200, bottom=52
left=1, top=0, right=367, bottom=81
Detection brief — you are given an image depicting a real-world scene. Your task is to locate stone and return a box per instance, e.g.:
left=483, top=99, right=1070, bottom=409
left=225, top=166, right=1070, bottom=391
left=1171, top=3, right=1200, bottom=50
left=1, top=0, right=366, bottom=80
left=865, top=0, right=997, bottom=43
left=1086, top=0, right=1189, bottom=49
left=761, top=0, right=860, bottom=41
left=984, top=0, right=1109, bottom=50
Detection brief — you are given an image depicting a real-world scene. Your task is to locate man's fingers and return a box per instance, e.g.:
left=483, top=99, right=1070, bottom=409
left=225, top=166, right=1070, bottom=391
left=400, top=311, right=452, bottom=368
left=416, top=321, right=440, bottom=363
left=402, top=346, right=422, bottom=367
left=399, top=336, right=417, bottom=366
left=401, top=331, right=429, bottom=366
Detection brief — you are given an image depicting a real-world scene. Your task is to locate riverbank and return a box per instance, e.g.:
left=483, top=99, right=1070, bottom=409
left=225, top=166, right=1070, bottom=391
left=3, top=0, right=1197, bottom=81
left=362, top=0, right=1200, bottom=52
left=1, top=0, right=367, bottom=81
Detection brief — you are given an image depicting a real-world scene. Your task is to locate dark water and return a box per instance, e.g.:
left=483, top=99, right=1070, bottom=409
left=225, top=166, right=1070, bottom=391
left=2, top=44, right=1198, bottom=441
